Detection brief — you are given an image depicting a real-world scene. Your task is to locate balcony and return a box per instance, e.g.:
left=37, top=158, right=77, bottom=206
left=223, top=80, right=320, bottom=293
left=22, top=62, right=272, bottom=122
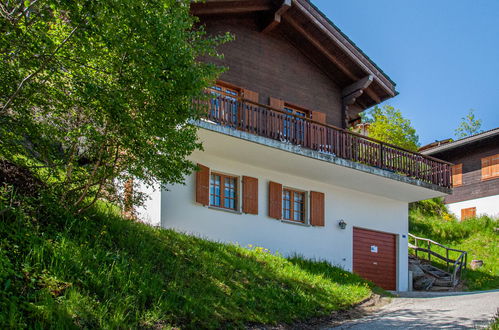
left=194, top=94, right=452, bottom=190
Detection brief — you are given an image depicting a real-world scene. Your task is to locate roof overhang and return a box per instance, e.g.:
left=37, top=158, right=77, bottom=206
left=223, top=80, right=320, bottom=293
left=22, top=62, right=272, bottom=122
left=191, top=0, right=398, bottom=117
left=421, top=128, right=499, bottom=156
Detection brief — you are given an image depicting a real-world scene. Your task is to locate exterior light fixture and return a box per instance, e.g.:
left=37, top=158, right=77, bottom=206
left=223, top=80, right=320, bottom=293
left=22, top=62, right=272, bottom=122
left=338, top=219, right=347, bottom=229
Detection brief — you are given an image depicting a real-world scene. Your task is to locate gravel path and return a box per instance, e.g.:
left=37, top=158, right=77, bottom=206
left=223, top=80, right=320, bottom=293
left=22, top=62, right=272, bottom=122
left=331, top=290, right=499, bottom=329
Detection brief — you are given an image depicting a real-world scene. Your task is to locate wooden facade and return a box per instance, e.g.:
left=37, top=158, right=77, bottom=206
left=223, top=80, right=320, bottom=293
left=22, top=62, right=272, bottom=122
left=192, top=0, right=452, bottom=189
left=193, top=0, right=398, bottom=128
left=202, top=17, right=344, bottom=126
left=421, top=130, right=499, bottom=204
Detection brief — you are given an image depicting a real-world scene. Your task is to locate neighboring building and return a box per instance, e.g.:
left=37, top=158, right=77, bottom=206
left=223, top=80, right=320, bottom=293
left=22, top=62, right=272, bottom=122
left=138, top=0, right=452, bottom=291
left=421, top=128, right=499, bottom=220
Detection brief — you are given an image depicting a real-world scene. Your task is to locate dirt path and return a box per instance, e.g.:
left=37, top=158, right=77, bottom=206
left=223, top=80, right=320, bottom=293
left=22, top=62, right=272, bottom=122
left=330, top=290, right=499, bottom=329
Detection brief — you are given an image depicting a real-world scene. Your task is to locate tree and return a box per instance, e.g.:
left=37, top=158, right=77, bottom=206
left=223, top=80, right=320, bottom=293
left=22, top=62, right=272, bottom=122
left=0, top=0, right=230, bottom=213
left=361, top=105, right=420, bottom=151
left=454, top=109, right=482, bottom=138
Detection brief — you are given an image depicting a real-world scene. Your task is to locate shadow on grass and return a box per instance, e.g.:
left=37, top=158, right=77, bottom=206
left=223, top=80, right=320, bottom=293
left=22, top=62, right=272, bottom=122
left=0, top=201, right=373, bottom=329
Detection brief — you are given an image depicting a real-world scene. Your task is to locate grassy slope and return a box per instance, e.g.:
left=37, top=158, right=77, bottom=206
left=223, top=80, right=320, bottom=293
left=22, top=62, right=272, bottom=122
left=409, top=200, right=498, bottom=290
left=0, top=190, right=375, bottom=329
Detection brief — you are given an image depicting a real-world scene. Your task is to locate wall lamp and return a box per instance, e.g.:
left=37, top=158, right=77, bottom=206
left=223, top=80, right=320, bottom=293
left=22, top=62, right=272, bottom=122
left=338, top=219, right=347, bottom=230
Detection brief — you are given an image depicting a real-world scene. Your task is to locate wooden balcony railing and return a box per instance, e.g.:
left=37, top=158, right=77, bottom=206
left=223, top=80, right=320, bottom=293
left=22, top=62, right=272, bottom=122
left=194, top=94, right=453, bottom=189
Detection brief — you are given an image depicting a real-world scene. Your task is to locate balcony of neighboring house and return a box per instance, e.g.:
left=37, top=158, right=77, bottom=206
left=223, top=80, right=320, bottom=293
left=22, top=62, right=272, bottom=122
left=192, top=88, right=452, bottom=201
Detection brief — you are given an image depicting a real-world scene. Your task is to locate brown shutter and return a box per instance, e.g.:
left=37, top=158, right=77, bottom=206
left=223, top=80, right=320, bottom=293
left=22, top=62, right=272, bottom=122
left=461, top=207, right=476, bottom=220
left=243, top=88, right=259, bottom=103
left=481, top=157, right=491, bottom=180
left=492, top=154, right=499, bottom=178
left=196, top=163, right=210, bottom=206
left=269, top=97, right=284, bottom=110
left=452, top=164, right=462, bottom=187
left=242, top=176, right=258, bottom=214
left=309, top=191, right=325, bottom=226
left=311, top=111, right=327, bottom=124
left=268, top=181, right=282, bottom=219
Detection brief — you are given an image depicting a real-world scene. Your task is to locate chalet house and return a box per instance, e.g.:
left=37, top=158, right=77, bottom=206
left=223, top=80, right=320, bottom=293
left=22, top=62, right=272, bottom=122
left=421, top=128, right=499, bottom=220
left=138, top=0, right=452, bottom=291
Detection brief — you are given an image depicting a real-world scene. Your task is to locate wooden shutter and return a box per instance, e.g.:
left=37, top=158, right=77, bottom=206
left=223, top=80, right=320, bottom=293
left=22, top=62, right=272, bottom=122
left=243, top=88, right=259, bottom=103
left=482, top=157, right=492, bottom=180
left=123, top=179, right=134, bottom=219
left=268, top=181, right=282, bottom=219
left=196, top=164, right=210, bottom=206
left=461, top=207, right=476, bottom=221
left=482, top=154, right=499, bottom=180
left=269, top=97, right=284, bottom=110
left=242, top=176, right=258, bottom=214
left=452, top=164, right=462, bottom=187
left=309, top=191, right=325, bottom=226
left=311, top=111, right=326, bottom=124
left=492, top=154, right=499, bottom=178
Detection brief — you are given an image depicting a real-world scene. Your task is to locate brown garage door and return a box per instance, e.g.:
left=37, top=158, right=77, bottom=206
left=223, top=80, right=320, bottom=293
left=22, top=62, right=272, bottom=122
left=353, top=227, right=397, bottom=290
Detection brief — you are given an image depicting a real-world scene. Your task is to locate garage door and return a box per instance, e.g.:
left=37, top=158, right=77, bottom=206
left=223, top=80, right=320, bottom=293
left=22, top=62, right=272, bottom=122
left=353, top=227, right=397, bottom=290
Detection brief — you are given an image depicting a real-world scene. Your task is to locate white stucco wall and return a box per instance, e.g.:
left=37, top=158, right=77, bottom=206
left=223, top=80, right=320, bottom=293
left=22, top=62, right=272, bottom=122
left=447, top=195, right=499, bottom=220
left=151, top=151, right=409, bottom=291
left=135, top=181, right=162, bottom=227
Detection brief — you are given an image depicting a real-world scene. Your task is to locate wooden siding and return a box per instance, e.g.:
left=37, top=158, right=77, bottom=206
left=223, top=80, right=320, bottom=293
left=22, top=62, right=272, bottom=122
left=433, top=138, right=499, bottom=204
left=353, top=227, right=397, bottom=290
left=201, top=17, right=344, bottom=127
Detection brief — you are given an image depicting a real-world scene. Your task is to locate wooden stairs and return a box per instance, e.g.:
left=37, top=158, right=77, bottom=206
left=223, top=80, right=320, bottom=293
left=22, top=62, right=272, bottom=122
left=408, top=234, right=468, bottom=291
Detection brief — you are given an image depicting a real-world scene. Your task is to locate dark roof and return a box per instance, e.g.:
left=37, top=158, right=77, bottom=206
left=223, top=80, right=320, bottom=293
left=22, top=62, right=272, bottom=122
left=421, top=128, right=499, bottom=156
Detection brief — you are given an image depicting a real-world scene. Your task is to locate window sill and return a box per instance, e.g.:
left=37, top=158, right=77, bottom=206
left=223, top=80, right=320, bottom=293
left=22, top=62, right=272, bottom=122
left=280, top=219, right=310, bottom=227
left=208, top=205, right=242, bottom=215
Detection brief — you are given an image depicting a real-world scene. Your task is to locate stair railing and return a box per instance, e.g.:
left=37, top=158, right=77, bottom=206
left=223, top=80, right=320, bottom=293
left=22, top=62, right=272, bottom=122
left=408, top=233, right=468, bottom=286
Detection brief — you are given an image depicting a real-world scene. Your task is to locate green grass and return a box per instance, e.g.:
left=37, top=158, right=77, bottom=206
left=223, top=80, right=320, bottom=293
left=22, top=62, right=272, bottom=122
left=0, top=187, right=375, bottom=329
left=409, top=200, right=499, bottom=291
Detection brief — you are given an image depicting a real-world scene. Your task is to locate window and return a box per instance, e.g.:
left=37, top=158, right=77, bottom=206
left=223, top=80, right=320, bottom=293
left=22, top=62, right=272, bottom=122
left=452, top=163, right=462, bottom=187
left=282, top=188, right=306, bottom=222
left=209, top=172, right=238, bottom=210
left=208, top=84, right=240, bottom=125
left=461, top=207, right=476, bottom=221
left=481, top=154, right=499, bottom=181
left=283, top=104, right=309, bottom=142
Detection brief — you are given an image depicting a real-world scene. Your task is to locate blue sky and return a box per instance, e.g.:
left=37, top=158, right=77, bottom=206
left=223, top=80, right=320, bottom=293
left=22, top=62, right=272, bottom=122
left=313, top=0, right=499, bottom=145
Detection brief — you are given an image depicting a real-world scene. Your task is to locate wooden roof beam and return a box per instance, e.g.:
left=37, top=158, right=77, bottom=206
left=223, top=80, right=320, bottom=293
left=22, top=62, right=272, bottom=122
left=262, top=0, right=291, bottom=34
left=342, top=75, right=373, bottom=97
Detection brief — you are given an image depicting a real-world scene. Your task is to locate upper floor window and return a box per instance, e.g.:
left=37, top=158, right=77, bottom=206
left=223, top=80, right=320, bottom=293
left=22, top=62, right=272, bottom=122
left=481, top=154, right=499, bottom=181
left=282, top=188, right=306, bottom=223
left=210, top=172, right=238, bottom=211
left=283, top=104, right=309, bottom=141
left=208, top=84, right=240, bottom=124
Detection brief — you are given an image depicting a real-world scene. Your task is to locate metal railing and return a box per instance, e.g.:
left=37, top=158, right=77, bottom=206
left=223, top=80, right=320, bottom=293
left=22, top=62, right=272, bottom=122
left=195, top=94, right=453, bottom=188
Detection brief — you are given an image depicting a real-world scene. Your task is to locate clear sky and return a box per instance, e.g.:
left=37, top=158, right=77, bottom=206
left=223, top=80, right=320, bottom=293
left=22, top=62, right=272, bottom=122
left=313, top=0, right=499, bottom=145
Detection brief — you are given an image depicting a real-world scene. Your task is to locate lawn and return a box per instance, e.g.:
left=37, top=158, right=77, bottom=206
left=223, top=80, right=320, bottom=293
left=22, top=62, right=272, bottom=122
left=0, top=185, right=376, bottom=329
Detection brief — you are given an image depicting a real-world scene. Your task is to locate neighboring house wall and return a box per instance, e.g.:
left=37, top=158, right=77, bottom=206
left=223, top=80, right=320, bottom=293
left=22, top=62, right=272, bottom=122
left=202, top=18, right=343, bottom=127
left=444, top=141, right=499, bottom=204
left=427, top=137, right=499, bottom=220
left=158, top=150, right=409, bottom=291
left=447, top=195, right=499, bottom=220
